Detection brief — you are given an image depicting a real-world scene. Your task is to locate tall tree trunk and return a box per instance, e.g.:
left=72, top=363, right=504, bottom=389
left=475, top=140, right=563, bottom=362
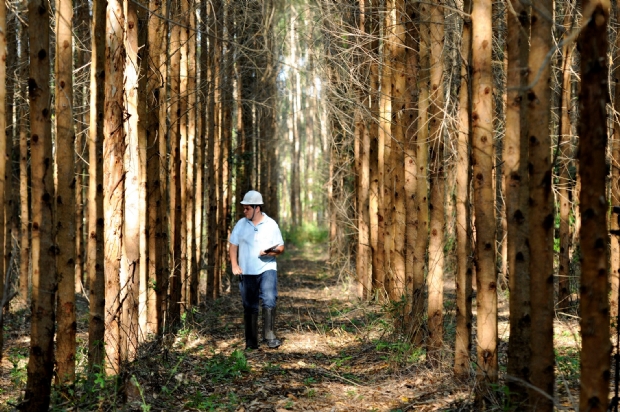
left=412, top=1, right=430, bottom=345
left=147, top=0, right=165, bottom=334
left=24, top=0, right=56, bottom=406
left=0, top=0, right=6, bottom=370
left=103, top=0, right=126, bottom=374
left=88, top=0, right=106, bottom=370
left=505, top=0, right=531, bottom=402
left=403, top=0, right=419, bottom=342
left=355, top=0, right=371, bottom=300
left=187, top=2, right=197, bottom=306
left=380, top=0, right=392, bottom=297
left=206, top=0, right=222, bottom=300
left=168, top=0, right=182, bottom=322
left=367, top=0, right=381, bottom=300
left=55, top=0, right=76, bottom=385
left=18, top=10, right=29, bottom=305
left=158, top=0, right=170, bottom=322
left=527, top=1, right=554, bottom=409
left=427, top=0, right=445, bottom=357
left=471, top=0, right=498, bottom=403
left=197, top=0, right=207, bottom=301
left=454, top=0, right=473, bottom=379
left=389, top=0, right=406, bottom=310
left=578, top=2, right=611, bottom=411
left=179, top=0, right=189, bottom=310
left=122, top=0, right=141, bottom=357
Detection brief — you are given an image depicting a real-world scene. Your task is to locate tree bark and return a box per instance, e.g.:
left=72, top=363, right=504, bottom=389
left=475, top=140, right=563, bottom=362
left=427, top=0, right=445, bottom=357
left=578, top=2, right=611, bottom=411
left=505, top=0, right=531, bottom=402
left=55, top=0, right=76, bottom=385
left=471, top=0, right=498, bottom=402
left=24, top=0, right=56, bottom=406
left=88, top=0, right=106, bottom=370
left=527, top=1, right=554, bottom=408
left=103, top=0, right=126, bottom=374
left=454, top=0, right=473, bottom=379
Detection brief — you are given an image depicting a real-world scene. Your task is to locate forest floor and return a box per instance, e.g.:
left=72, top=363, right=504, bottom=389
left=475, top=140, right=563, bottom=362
left=0, top=242, right=585, bottom=411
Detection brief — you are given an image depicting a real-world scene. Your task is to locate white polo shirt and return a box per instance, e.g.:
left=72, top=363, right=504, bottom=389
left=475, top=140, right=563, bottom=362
left=229, top=212, right=284, bottom=275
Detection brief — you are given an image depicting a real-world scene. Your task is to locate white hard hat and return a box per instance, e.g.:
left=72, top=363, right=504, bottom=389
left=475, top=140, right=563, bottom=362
left=240, top=190, right=264, bottom=205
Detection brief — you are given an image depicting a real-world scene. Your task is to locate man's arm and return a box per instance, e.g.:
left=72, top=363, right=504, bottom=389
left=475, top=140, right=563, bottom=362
left=230, top=244, right=243, bottom=275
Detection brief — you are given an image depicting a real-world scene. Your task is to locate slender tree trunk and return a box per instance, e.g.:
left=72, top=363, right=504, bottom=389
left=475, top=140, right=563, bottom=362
left=454, top=0, right=473, bottom=379
left=412, top=2, right=430, bottom=345
left=179, top=0, right=188, bottom=310
left=403, top=0, right=419, bottom=342
left=389, top=0, right=406, bottom=309
left=103, top=0, right=126, bottom=374
left=578, top=3, right=611, bottom=411
left=122, top=0, right=141, bottom=358
left=18, top=13, right=29, bottom=305
left=88, top=0, right=106, bottom=370
left=505, top=0, right=531, bottom=402
left=24, top=0, right=56, bottom=406
left=187, top=2, right=197, bottom=306
left=367, top=1, right=381, bottom=299
left=158, top=0, right=170, bottom=323
left=471, top=0, right=498, bottom=402
left=380, top=0, right=392, bottom=297
left=0, top=0, right=6, bottom=371
left=197, top=0, right=207, bottom=301
left=55, top=0, right=76, bottom=385
left=147, top=0, right=165, bottom=334
left=527, top=1, right=554, bottom=408
left=169, top=0, right=182, bottom=321
left=427, top=0, right=445, bottom=357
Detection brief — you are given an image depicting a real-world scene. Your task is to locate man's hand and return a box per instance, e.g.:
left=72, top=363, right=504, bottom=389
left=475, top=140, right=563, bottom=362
left=232, top=264, right=243, bottom=275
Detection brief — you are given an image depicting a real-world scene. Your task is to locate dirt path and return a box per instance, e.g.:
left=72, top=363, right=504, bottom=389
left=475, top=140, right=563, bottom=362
left=1, top=243, right=589, bottom=411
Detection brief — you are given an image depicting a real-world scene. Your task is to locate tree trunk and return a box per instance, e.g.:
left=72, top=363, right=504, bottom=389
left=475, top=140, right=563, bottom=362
left=55, top=0, right=76, bottom=385
left=187, top=2, right=197, bottom=306
left=168, top=0, right=182, bottom=322
left=427, top=0, right=445, bottom=357
left=103, top=0, right=126, bottom=374
left=24, top=0, right=56, bottom=406
left=122, top=0, right=141, bottom=356
left=18, top=11, right=29, bottom=305
left=403, top=0, right=419, bottom=343
left=412, top=1, right=430, bottom=345
left=88, top=0, right=106, bottom=370
left=146, top=0, right=165, bottom=333
left=471, top=0, right=498, bottom=402
left=505, top=0, right=531, bottom=402
left=527, top=1, right=554, bottom=408
left=578, top=3, right=611, bottom=411
left=454, top=0, right=473, bottom=379
left=389, top=0, right=406, bottom=310
left=380, top=0, right=392, bottom=297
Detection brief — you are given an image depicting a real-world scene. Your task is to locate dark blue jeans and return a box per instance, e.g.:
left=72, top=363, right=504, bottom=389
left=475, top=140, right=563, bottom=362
left=239, top=270, right=278, bottom=314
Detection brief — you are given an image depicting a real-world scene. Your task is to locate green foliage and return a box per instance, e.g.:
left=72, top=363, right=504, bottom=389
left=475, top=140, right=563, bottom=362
left=283, top=222, right=328, bottom=247
left=556, top=347, right=580, bottom=379
left=199, top=350, right=250, bottom=383
left=7, top=347, right=28, bottom=387
left=374, top=340, right=425, bottom=365
left=185, top=391, right=241, bottom=411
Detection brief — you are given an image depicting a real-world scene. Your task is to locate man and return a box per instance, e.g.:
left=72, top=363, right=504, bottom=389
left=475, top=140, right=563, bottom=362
left=229, top=190, right=285, bottom=350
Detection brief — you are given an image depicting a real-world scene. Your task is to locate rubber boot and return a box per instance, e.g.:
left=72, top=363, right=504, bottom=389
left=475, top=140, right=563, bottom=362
left=262, top=307, right=282, bottom=349
left=244, top=311, right=259, bottom=350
